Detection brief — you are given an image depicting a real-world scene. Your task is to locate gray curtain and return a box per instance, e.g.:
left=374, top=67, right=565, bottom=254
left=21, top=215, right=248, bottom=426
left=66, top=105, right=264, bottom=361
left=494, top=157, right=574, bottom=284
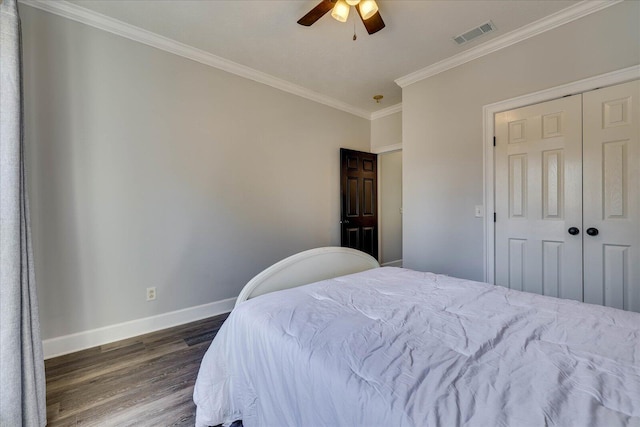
left=0, top=0, right=47, bottom=425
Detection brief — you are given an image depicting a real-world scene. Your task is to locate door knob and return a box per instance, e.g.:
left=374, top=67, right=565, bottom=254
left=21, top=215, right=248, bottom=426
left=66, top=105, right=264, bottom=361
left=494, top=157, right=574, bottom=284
left=586, top=227, right=599, bottom=236
left=568, top=227, right=580, bottom=235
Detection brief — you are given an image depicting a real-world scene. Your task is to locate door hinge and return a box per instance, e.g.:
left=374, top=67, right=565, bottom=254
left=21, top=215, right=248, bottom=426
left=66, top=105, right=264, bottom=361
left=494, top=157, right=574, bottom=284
left=493, top=136, right=496, bottom=147
left=494, top=212, right=496, bottom=222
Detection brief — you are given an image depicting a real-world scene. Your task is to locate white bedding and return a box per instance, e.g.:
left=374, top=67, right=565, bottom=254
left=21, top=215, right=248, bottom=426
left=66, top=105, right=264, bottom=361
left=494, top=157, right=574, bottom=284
left=194, top=267, right=640, bottom=427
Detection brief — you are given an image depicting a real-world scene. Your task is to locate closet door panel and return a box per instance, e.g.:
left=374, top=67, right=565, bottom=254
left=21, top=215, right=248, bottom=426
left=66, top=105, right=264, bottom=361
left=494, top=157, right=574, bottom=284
left=583, top=80, right=640, bottom=312
left=495, top=95, right=583, bottom=300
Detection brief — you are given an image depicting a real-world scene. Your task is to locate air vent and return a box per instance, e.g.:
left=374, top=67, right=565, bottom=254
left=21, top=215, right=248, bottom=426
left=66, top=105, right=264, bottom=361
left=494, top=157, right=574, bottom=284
left=453, top=21, right=496, bottom=45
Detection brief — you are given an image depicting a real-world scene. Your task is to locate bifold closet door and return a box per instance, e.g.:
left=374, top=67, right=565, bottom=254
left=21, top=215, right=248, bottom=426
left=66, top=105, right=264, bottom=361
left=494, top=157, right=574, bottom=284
left=494, top=95, right=583, bottom=300
left=583, top=80, right=640, bottom=312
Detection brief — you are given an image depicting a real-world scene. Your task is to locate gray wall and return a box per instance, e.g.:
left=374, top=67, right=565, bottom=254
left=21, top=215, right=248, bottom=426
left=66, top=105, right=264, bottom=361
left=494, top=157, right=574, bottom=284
left=402, top=1, right=640, bottom=281
left=371, top=111, right=402, bottom=151
left=21, top=5, right=370, bottom=339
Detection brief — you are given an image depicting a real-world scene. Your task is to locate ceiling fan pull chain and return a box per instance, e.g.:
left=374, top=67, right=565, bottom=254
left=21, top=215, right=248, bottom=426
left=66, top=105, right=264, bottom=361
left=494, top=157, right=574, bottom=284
left=353, top=14, right=357, bottom=40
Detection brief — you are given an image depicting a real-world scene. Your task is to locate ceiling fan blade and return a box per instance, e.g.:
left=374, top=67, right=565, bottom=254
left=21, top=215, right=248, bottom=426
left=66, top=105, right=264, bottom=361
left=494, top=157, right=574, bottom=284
left=297, top=0, right=335, bottom=26
left=356, top=6, right=385, bottom=35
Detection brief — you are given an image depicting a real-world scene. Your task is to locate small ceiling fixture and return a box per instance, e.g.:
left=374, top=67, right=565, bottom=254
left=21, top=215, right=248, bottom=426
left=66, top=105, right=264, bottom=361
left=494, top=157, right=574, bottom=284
left=373, top=95, right=383, bottom=104
left=298, top=0, right=385, bottom=35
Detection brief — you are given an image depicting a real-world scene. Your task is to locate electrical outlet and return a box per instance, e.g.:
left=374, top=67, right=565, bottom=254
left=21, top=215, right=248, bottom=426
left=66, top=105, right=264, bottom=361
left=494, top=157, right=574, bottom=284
left=146, top=287, right=156, bottom=301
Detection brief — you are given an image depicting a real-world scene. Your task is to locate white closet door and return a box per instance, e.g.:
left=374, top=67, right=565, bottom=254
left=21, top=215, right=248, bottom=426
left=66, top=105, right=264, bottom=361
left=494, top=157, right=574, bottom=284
left=495, top=95, right=583, bottom=300
left=583, top=80, right=640, bottom=312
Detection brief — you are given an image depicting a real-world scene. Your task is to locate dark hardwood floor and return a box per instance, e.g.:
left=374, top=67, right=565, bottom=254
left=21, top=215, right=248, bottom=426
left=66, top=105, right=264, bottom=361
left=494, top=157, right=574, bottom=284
left=45, top=313, right=229, bottom=426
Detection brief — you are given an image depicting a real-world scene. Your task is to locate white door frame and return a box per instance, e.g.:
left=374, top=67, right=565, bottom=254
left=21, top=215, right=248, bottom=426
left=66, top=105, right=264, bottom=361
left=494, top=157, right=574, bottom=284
left=482, top=65, right=640, bottom=284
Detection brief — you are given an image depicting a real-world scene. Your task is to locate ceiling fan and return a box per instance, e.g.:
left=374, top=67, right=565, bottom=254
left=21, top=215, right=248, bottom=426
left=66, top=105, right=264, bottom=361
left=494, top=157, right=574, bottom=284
left=298, top=0, right=385, bottom=35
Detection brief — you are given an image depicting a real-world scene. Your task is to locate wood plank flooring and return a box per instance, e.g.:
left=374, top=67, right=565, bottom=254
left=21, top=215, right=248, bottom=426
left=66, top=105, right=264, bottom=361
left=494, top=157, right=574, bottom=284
left=45, top=313, right=229, bottom=426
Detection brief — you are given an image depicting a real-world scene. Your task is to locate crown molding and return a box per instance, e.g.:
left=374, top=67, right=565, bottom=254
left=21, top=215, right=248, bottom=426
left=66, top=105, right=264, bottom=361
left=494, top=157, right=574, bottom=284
left=395, top=0, right=623, bottom=88
left=370, top=103, right=402, bottom=120
left=18, top=0, right=373, bottom=120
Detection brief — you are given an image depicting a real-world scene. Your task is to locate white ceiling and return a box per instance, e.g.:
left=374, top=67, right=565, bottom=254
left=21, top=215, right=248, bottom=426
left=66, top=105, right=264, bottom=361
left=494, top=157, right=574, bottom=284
left=59, top=0, right=581, bottom=115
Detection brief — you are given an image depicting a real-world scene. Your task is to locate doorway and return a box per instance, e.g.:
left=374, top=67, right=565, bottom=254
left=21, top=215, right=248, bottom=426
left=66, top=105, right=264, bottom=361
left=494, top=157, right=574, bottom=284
left=340, top=148, right=378, bottom=259
left=378, top=150, right=403, bottom=266
left=483, top=66, right=638, bottom=283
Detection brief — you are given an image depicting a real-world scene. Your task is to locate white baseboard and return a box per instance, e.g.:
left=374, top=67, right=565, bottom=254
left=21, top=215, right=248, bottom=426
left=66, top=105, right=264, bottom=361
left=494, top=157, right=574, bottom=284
left=381, top=259, right=403, bottom=268
left=42, top=297, right=236, bottom=359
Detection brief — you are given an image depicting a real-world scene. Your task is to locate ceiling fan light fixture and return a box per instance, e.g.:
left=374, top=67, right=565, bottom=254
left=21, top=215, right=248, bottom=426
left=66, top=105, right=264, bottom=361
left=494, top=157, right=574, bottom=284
left=331, top=0, right=350, bottom=23
left=346, top=0, right=361, bottom=6
left=297, top=0, right=385, bottom=35
left=359, top=0, right=379, bottom=20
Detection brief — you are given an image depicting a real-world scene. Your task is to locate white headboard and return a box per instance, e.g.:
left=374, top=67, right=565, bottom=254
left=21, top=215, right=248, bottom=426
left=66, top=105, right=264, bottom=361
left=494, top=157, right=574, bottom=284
left=235, top=247, right=380, bottom=307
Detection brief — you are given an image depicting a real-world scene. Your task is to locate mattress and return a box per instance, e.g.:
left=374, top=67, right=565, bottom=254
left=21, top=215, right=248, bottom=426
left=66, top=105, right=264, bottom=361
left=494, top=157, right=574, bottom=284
left=194, top=267, right=640, bottom=427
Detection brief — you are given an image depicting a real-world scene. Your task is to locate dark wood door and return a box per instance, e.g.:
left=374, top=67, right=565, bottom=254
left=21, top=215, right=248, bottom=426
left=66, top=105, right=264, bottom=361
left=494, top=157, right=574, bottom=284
left=340, top=148, right=378, bottom=259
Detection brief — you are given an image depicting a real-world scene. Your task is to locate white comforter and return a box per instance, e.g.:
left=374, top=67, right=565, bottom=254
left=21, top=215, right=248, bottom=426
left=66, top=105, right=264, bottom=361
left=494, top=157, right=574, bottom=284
left=194, top=267, right=640, bottom=427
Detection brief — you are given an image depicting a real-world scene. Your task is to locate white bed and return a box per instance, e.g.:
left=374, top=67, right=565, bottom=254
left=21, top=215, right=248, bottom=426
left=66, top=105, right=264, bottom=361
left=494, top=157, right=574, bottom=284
left=194, top=247, right=640, bottom=427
